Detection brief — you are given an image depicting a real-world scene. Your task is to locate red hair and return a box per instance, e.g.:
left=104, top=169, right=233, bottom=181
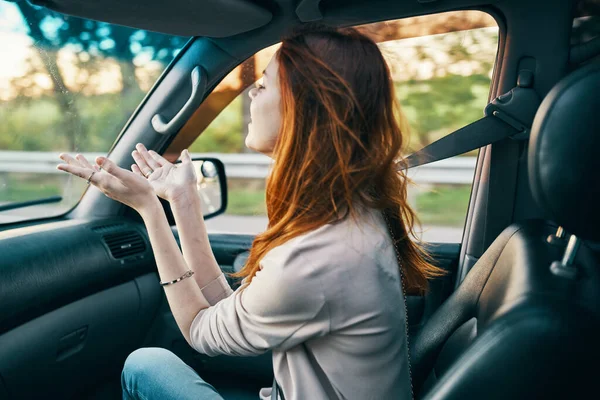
left=231, top=24, right=445, bottom=294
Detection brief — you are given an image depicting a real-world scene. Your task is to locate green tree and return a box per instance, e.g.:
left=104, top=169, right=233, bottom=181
left=9, top=2, right=187, bottom=151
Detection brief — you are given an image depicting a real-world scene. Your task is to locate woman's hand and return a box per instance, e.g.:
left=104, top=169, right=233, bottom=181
left=56, top=153, right=156, bottom=213
left=131, top=143, right=198, bottom=203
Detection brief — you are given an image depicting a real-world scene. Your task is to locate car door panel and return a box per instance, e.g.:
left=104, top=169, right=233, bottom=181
left=0, top=219, right=155, bottom=335
left=409, top=243, right=458, bottom=334
left=0, top=218, right=169, bottom=399
left=0, top=273, right=161, bottom=399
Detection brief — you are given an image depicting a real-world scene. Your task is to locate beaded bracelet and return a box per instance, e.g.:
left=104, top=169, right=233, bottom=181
left=159, top=270, right=195, bottom=286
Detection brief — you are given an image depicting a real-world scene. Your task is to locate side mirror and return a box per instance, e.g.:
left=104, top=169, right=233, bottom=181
left=191, top=157, right=228, bottom=219
left=163, top=157, right=227, bottom=223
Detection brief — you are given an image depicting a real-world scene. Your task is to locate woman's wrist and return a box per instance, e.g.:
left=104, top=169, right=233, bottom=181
left=168, top=185, right=200, bottom=208
left=137, top=196, right=164, bottom=219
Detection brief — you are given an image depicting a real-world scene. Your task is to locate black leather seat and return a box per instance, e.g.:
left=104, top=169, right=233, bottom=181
left=411, top=62, right=600, bottom=399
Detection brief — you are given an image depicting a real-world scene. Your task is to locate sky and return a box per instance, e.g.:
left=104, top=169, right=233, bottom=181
left=0, top=3, right=32, bottom=92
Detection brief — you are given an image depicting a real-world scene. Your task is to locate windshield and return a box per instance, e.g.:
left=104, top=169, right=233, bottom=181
left=0, top=1, right=188, bottom=224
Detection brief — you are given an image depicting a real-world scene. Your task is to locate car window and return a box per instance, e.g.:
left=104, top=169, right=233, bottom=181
left=189, top=10, right=499, bottom=243
left=0, top=1, right=187, bottom=224
left=571, top=0, right=600, bottom=62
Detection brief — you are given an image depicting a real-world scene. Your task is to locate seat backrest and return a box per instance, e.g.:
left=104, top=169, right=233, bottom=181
left=411, top=62, right=600, bottom=400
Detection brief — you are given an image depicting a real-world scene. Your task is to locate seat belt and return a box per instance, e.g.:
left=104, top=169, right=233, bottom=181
left=271, top=376, right=285, bottom=400
left=401, top=70, right=541, bottom=287
left=400, top=70, right=541, bottom=170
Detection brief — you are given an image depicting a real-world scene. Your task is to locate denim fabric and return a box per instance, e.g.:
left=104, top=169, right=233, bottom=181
left=121, top=347, right=224, bottom=400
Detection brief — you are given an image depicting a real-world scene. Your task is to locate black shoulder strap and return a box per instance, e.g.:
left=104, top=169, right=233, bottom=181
left=271, top=376, right=285, bottom=400
left=401, top=71, right=540, bottom=170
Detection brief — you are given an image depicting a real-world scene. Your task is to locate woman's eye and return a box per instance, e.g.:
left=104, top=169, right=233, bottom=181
left=257, top=84, right=265, bottom=90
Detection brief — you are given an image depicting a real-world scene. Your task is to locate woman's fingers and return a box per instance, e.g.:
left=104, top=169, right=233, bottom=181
left=75, top=153, right=97, bottom=170
left=57, top=156, right=154, bottom=211
left=135, top=143, right=161, bottom=170
left=95, top=157, right=130, bottom=181
left=131, top=150, right=153, bottom=177
left=57, top=163, right=99, bottom=184
left=148, top=150, right=169, bottom=167
left=182, top=149, right=192, bottom=163
left=59, top=153, right=101, bottom=172
left=59, top=153, right=84, bottom=168
left=131, top=164, right=144, bottom=177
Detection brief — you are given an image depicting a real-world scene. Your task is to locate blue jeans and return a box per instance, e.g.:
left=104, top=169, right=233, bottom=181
left=121, top=347, right=224, bottom=400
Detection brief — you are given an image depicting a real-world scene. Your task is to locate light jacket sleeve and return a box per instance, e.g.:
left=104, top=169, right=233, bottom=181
left=199, top=273, right=234, bottom=306
left=189, top=240, right=330, bottom=357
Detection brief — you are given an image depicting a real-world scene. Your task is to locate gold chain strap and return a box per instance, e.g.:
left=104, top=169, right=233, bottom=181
left=382, top=210, right=415, bottom=400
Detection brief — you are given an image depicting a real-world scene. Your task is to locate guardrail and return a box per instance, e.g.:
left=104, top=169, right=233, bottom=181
left=0, top=151, right=477, bottom=185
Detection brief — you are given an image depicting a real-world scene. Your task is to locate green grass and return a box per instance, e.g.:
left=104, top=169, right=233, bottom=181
left=226, top=188, right=266, bottom=216
left=415, top=185, right=472, bottom=226
left=0, top=174, right=62, bottom=202
left=224, top=183, right=472, bottom=228
left=0, top=173, right=87, bottom=209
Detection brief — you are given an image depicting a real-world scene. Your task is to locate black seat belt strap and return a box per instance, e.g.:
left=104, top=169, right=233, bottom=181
left=402, top=116, right=519, bottom=169
left=271, top=377, right=285, bottom=400
left=400, top=70, right=541, bottom=170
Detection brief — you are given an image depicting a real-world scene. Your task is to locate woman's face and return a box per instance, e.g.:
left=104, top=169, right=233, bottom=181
left=246, top=55, right=282, bottom=158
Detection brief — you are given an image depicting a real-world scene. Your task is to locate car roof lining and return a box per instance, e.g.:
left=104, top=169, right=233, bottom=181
left=28, top=0, right=503, bottom=38
left=27, top=0, right=274, bottom=37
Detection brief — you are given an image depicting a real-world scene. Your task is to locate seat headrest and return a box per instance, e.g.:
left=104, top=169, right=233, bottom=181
left=529, top=62, right=600, bottom=241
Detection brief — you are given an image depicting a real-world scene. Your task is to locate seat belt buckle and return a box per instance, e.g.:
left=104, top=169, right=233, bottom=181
left=490, top=109, right=530, bottom=139
left=484, top=70, right=541, bottom=141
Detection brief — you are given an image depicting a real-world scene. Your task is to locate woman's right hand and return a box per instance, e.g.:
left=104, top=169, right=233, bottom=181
left=131, top=143, right=198, bottom=203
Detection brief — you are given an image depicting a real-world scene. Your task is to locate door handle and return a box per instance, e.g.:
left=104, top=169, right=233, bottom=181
left=56, top=326, right=88, bottom=362
left=151, top=66, right=207, bottom=135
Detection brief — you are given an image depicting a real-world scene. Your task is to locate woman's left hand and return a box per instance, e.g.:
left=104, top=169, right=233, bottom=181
left=56, top=153, right=156, bottom=213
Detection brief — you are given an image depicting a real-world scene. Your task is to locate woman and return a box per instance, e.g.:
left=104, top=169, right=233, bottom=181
left=57, top=24, right=443, bottom=400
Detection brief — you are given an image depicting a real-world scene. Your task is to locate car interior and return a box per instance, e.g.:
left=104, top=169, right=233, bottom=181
left=0, top=0, right=599, bottom=399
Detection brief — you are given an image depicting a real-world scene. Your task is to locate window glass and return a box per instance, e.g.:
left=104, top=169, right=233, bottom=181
left=189, top=10, right=499, bottom=243
left=571, top=0, right=600, bottom=65
left=0, top=1, right=187, bottom=223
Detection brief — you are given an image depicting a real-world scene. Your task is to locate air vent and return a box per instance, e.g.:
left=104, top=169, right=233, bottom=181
left=102, top=231, right=146, bottom=259
left=92, top=223, right=125, bottom=234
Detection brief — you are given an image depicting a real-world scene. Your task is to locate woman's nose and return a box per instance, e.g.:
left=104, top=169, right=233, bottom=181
left=248, top=87, right=257, bottom=99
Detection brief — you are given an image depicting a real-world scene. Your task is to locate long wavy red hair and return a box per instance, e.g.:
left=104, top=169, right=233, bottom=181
left=231, top=24, right=445, bottom=294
